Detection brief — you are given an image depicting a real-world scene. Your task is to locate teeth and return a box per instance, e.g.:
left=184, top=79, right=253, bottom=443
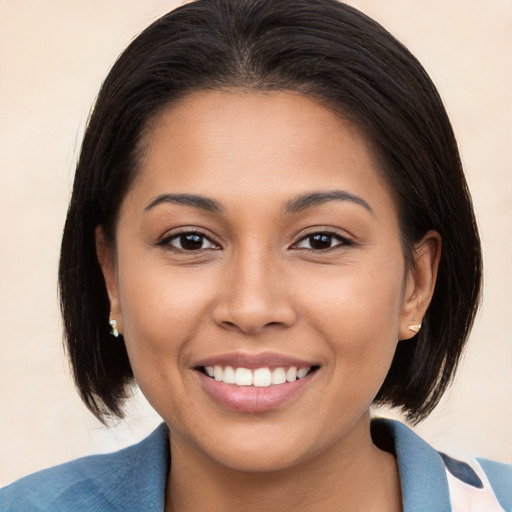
left=203, top=365, right=312, bottom=386
left=286, top=367, right=297, bottom=382
left=213, top=365, right=223, bottom=381
left=223, top=366, right=236, bottom=384
left=297, top=368, right=309, bottom=379
left=235, top=367, right=252, bottom=386
left=271, top=367, right=287, bottom=385
left=253, top=368, right=272, bottom=387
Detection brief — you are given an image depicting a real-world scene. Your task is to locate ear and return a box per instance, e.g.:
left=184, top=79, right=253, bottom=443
left=399, top=230, right=441, bottom=340
left=95, top=226, right=123, bottom=334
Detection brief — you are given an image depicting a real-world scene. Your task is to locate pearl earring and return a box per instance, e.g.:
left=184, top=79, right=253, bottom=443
left=408, top=317, right=422, bottom=334
left=109, top=314, right=119, bottom=338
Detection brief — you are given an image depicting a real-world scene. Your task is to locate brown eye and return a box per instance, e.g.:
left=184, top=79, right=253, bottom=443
left=293, top=232, right=353, bottom=251
left=178, top=234, right=204, bottom=251
left=163, top=232, right=219, bottom=251
left=308, top=234, right=334, bottom=250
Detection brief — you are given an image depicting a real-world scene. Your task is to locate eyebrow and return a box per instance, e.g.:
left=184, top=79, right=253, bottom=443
left=144, top=190, right=372, bottom=216
left=144, top=193, right=224, bottom=213
left=285, top=190, right=373, bottom=214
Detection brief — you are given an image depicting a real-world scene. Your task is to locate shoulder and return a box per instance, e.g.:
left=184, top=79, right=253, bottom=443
left=1, top=452, right=123, bottom=512
left=372, top=418, right=512, bottom=512
left=477, top=458, right=512, bottom=511
left=0, top=423, right=169, bottom=512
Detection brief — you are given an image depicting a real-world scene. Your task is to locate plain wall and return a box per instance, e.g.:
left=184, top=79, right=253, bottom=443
left=1, top=0, right=511, bottom=486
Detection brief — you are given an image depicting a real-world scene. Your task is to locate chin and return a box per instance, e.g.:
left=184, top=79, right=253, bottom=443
left=206, top=444, right=308, bottom=474
left=168, top=418, right=319, bottom=474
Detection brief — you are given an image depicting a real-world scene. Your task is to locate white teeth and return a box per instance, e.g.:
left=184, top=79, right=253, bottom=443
left=286, top=367, right=297, bottom=382
left=253, top=368, right=272, bottom=387
left=271, top=367, right=287, bottom=385
left=203, top=365, right=312, bottom=386
left=297, top=368, right=309, bottom=379
left=235, top=367, right=253, bottom=386
left=223, top=365, right=236, bottom=384
left=213, top=365, right=223, bottom=381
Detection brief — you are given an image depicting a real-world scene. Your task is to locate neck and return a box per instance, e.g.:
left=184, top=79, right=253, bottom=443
left=165, top=415, right=402, bottom=512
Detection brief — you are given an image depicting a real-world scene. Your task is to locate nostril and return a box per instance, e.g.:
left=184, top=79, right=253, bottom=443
left=212, top=299, right=297, bottom=334
left=219, top=319, right=290, bottom=334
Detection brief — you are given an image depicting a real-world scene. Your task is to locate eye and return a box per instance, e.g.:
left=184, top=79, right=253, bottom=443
left=292, top=231, right=353, bottom=251
left=160, top=231, right=220, bottom=252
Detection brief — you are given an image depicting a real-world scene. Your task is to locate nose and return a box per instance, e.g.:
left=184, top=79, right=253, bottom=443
left=212, top=250, right=297, bottom=335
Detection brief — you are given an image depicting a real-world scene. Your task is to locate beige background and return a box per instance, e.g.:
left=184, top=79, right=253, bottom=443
left=1, top=0, right=511, bottom=486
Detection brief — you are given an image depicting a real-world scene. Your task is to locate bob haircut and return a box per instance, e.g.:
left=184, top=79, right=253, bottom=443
left=59, top=0, right=482, bottom=424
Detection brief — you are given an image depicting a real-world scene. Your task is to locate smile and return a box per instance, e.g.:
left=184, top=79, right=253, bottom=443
left=194, top=355, right=320, bottom=412
left=203, top=365, right=314, bottom=387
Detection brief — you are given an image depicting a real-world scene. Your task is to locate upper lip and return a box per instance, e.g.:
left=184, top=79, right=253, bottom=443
left=193, top=352, right=319, bottom=370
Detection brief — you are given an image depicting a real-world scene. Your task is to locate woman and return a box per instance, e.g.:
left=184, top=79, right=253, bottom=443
left=2, top=0, right=510, bottom=510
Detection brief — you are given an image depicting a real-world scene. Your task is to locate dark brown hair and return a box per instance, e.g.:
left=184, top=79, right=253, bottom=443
left=59, top=0, right=482, bottom=423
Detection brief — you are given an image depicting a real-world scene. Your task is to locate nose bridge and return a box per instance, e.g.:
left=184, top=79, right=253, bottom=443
left=213, top=241, right=296, bottom=333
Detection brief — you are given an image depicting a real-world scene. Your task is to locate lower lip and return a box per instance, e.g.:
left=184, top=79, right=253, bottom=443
left=196, top=371, right=314, bottom=413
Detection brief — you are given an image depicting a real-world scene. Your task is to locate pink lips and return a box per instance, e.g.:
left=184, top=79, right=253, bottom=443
left=193, top=352, right=318, bottom=413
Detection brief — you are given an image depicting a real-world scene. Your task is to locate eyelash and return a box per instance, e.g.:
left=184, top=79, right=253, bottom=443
left=157, top=228, right=354, bottom=254
left=157, top=230, right=221, bottom=252
left=291, top=229, right=355, bottom=252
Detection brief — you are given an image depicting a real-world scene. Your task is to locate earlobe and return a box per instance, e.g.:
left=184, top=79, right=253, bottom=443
left=95, top=226, right=123, bottom=333
left=399, top=230, right=441, bottom=340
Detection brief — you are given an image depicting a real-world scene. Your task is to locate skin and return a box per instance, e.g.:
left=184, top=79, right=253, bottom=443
left=97, top=90, right=440, bottom=512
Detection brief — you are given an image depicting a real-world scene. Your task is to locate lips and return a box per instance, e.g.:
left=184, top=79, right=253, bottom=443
left=193, top=352, right=319, bottom=412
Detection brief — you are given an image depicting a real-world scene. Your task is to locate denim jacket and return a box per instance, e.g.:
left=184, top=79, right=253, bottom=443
left=2, top=419, right=511, bottom=511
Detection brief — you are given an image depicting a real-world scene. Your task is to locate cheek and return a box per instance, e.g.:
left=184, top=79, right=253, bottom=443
left=296, top=254, right=404, bottom=380
left=300, top=255, right=403, bottom=329
left=116, top=261, right=223, bottom=426
left=115, top=251, right=217, bottom=381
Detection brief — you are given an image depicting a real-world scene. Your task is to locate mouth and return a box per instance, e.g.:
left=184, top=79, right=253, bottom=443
left=199, top=365, right=319, bottom=387
left=193, top=354, right=320, bottom=412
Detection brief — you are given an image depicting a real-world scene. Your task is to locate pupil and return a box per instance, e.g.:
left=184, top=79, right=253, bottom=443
left=181, top=234, right=203, bottom=250
left=310, top=234, right=332, bottom=250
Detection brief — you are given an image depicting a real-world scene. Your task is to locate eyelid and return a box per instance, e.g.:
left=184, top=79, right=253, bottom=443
left=156, top=227, right=222, bottom=250
left=290, top=228, right=356, bottom=250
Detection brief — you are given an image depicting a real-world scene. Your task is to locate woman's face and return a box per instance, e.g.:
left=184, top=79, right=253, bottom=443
left=99, top=90, right=436, bottom=472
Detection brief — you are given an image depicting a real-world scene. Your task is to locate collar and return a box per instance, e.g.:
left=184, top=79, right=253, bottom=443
left=97, top=422, right=169, bottom=512
left=372, top=418, right=451, bottom=512
left=120, top=419, right=451, bottom=512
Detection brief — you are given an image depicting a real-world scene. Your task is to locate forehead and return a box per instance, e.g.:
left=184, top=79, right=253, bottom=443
left=127, top=89, right=396, bottom=217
